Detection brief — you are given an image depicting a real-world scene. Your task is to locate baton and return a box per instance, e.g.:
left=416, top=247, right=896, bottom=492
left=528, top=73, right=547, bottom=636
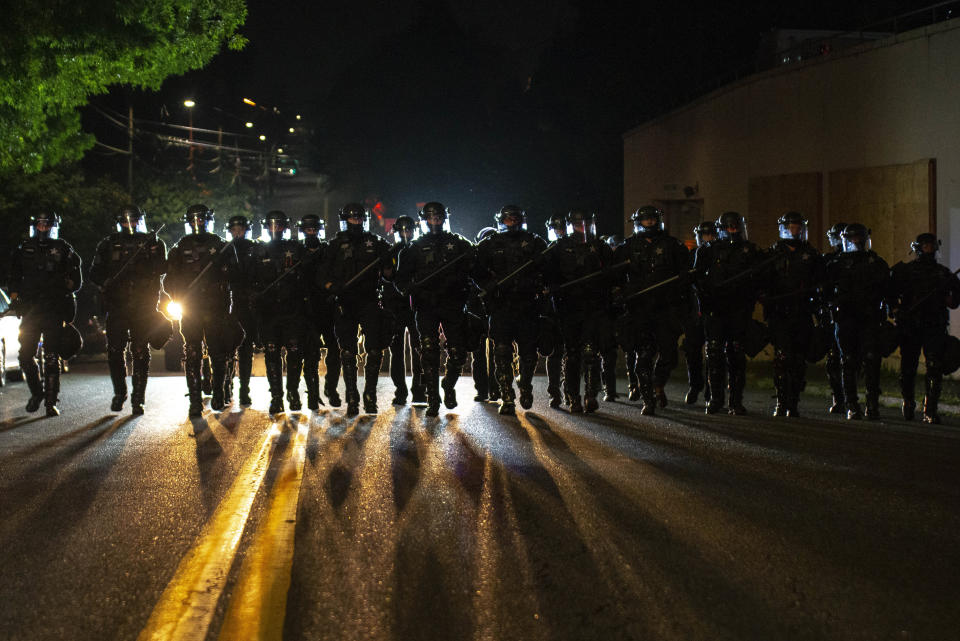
left=255, top=258, right=304, bottom=297
left=410, top=251, right=469, bottom=289
left=479, top=242, right=556, bottom=299
left=554, top=260, right=629, bottom=292
left=622, top=269, right=695, bottom=302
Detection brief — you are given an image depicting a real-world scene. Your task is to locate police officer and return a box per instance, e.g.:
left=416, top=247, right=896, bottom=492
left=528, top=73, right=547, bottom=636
left=395, top=202, right=474, bottom=417
left=468, top=227, right=497, bottom=403
left=601, top=234, right=625, bottom=401
left=250, top=211, right=306, bottom=415
left=889, top=233, right=960, bottom=423
left=763, top=212, right=826, bottom=417
left=383, top=215, right=425, bottom=405
left=474, top=205, right=548, bottom=415
left=682, top=222, right=715, bottom=405
left=299, top=214, right=341, bottom=409
left=614, top=205, right=690, bottom=415
left=543, top=209, right=615, bottom=413
left=8, top=211, right=82, bottom=416
left=163, top=204, right=241, bottom=417
left=225, top=214, right=259, bottom=406
left=823, top=224, right=889, bottom=420
left=693, top=212, right=764, bottom=415
left=320, top=203, right=392, bottom=416
left=89, top=205, right=167, bottom=414
left=541, top=214, right=567, bottom=408
left=823, top=222, right=848, bottom=413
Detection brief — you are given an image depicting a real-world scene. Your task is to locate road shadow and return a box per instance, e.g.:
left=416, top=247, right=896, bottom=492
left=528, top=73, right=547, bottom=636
left=390, top=408, right=421, bottom=513
left=325, top=415, right=376, bottom=509
left=0, top=415, right=50, bottom=433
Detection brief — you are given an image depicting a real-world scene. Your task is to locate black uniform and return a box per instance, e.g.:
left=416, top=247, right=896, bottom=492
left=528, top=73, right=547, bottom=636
left=396, top=230, right=474, bottom=415
left=250, top=238, right=307, bottom=413
left=90, top=230, right=167, bottom=413
left=8, top=235, right=83, bottom=415
left=229, top=236, right=260, bottom=405
left=544, top=235, right=615, bottom=412
left=465, top=285, right=496, bottom=402
left=693, top=236, right=764, bottom=414
left=681, top=246, right=708, bottom=404
left=763, top=239, right=826, bottom=416
left=614, top=232, right=689, bottom=413
left=474, top=228, right=548, bottom=413
left=164, top=233, right=241, bottom=416
left=301, top=235, right=342, bottom=407
left=824, top=249, right=889, bottom=419
left=320, top=228, right=392, bottom=415
left=889, top=253, right=960, bottom=422
left=382, top=242, right=424, bottom=404
left=822, top=245, right=847, bottom=413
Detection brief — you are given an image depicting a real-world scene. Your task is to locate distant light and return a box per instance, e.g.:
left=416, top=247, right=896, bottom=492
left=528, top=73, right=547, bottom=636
left=245, top=122, right=254, bottom=128
left=183, top=99, right=195, bottom=108
left=243, top=98, right=256, bottom=106
left=288, top=169, right=296, bottom=175
left=296, top=115, right=301, bottom=120
left=259, top=135, right=266, bottom=141
left=288, top=127, right=295, bottom=133
left=277, top=147, right=283, bottom=153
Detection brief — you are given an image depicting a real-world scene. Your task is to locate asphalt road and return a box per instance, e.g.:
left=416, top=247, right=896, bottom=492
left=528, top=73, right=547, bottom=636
left=0, top=365, right=958, bottom=641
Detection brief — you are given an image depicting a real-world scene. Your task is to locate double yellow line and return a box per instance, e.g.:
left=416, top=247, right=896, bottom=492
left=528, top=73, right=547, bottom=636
left=137, top=416, right=310, bottom=641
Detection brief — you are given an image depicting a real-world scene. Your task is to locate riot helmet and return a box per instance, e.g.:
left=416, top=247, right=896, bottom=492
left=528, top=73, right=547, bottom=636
left=841, top=223, right=871, bottom=252
left=261, top=210, right=291, bottom=241
left=226, top=215, right=253, bottom=241
left=30, top=210, right=61, bottom=240
left=694, top=221, right=716, bottom=247
left=826, top=222, right=848, bottom=249
left=911, top=232, right=940, bottom=258
left=419, top=201, right=451, bottom=235
left=631, top=206, right=664, bottom=237
left=117, top=204, right=147, bottom=235
left=393, top=215, right=418, bottom=245
left=183, top=204, right=214, bottom=235
left=476, top=226, right=496, bottom=243
left=777, top=211, right=808, bottom=243
left=339, top=203, right=370, bottom=233
left=496, top=205, right=527, bottom=232
left=298, top=214, right=325, bottom=242
left=716, top=211, right=747, bottom=241
left=545, top=213, right=566, bottom=242
left=566, top=209, right=596, bottom=242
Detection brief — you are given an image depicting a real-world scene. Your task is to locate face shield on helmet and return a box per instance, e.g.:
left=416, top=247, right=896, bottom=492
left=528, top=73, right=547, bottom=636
left=339, top=204, right=370, bottom=233
left=910, top=232, right=940, bottom=258
left=631, top=206, right=664, bottom=236
left=419, top=202, right=450, bottom=235
left=545, top=215, right=566, bottom=242
left=496, top=206, right=527, bottom=233
left=694, top=222, right=716, bottom=248
left=716, top=212, right=747, bottom=241
left=826, top=222, right=848, bottom=249
left=777, top=212, right=808, bottom=242
left=298, top=215, right=325, bottom=242
left=260, top=211, right=291, bottom=241
left=226, top=215, right=253, bottom=241
left=841, top=224, right=871, bottom=252
left=30, top=212, right=61, bottom=240
left=392, top=216, right=418, bottom=245
left=565, top=210, right=596, bottom=242
left=117, top=206, right=147, bottom=235
left=183, top=205, right=214, bottom=235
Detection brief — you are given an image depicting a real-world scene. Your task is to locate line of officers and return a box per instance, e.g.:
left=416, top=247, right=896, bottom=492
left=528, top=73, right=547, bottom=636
left=7, top=202, right=960, bottom=424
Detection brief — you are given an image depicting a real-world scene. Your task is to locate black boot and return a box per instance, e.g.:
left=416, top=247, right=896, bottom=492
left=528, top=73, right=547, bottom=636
left=185, top=347, right=204, bottom=418
left=342, top=351, right=360, bottom=416
left=265, top=348, right=285, bottom=416
left=704, top=341, right=726, bottom=415
left=304, top=357, right=322, bottom=411
left=726, top=347, right=747, bottom=415
left=518, top=356, right=536, bottom=410
left=130, top=349, right=149, bottom=415
left=23, top=354, right=44, bottom=413
left=441, top=347, right=464, bottom=410
left=363, top=349, right=382, bottom=414
left=922, top=372, right=942, bottom=424
left=238, top=346, right=253, bottom=406
left=547, top=353, right=563, bottom=408
left=493, top=344, right=514, bottom=414
left=324, top=344, right=343, bottom=407
left=286, top=348, right=303, bottom=411
left=108, top=348, right=127, bottom=412
left=223, top=356, right=235, bottom=406
left=43, top=353, right=61, bottom=417
left=637, top=364, right=656, bottom=416
left=210, top=357, right=228, bottom=412
left=583, top=346, right=600, bottom=413
left=899, top=370, right=916, bottom=420
left=201, top=354, right=213, bottom=396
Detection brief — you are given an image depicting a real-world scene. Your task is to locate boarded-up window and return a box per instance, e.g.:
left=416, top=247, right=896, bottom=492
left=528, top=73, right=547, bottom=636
left=748, top=173, right=823, bottom=251
left=828, top=160, right=935, bottom=265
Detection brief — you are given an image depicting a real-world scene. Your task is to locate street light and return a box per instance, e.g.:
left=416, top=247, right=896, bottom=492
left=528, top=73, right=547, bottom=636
left=259, top=134, right=266, bottom=141
left=296, top=114, right=302, bottom=120
left=277, top=147, right=284, bottom=154
left=184, top=99, right=196, bottom=178
left=288, top=127, right=295, bottom=133
left=245, top=121, right=254, bottom=128
left=183, top=99, right=196, bottom=108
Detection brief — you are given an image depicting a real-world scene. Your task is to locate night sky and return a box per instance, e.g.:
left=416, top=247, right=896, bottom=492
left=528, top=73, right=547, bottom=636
left=91, top=0, right=937, bottom=237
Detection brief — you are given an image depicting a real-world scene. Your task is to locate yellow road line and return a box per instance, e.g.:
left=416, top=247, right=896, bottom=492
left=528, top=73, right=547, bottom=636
left=137, top=423, right=282, bottom=641
left=217, top=415, right=310, bottom=641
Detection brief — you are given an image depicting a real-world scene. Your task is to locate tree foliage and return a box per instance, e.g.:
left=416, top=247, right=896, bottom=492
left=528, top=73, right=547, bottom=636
left=0, top=0, right=247, bottom=174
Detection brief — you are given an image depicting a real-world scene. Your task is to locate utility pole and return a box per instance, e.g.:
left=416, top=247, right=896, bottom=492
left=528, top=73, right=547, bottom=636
left=127, top=103, right=134, bottom=197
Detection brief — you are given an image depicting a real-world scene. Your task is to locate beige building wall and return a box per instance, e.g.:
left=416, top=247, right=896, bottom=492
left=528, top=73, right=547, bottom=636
left=624, top=18, right=960, bottom=271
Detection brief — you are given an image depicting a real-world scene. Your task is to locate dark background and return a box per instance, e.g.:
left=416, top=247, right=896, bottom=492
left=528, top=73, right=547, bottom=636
left=84, top=0, right=936, bottom=239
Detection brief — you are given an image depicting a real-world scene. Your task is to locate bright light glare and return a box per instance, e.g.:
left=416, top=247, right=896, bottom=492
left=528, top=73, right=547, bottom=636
left=259, top=135, right=266, bottom=141
left=243, top=98, right=256, bottom=106
left=288, top=127, right=295, bottom=133
left=295, top=115, right=301, bottom=120
left=277, top=147, right=283, bottom=153
left=183, top=99, right=196, bottom=108
left=245, top=122, right=254, bottom=128
left=166, top=301, right=184, bottom=321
